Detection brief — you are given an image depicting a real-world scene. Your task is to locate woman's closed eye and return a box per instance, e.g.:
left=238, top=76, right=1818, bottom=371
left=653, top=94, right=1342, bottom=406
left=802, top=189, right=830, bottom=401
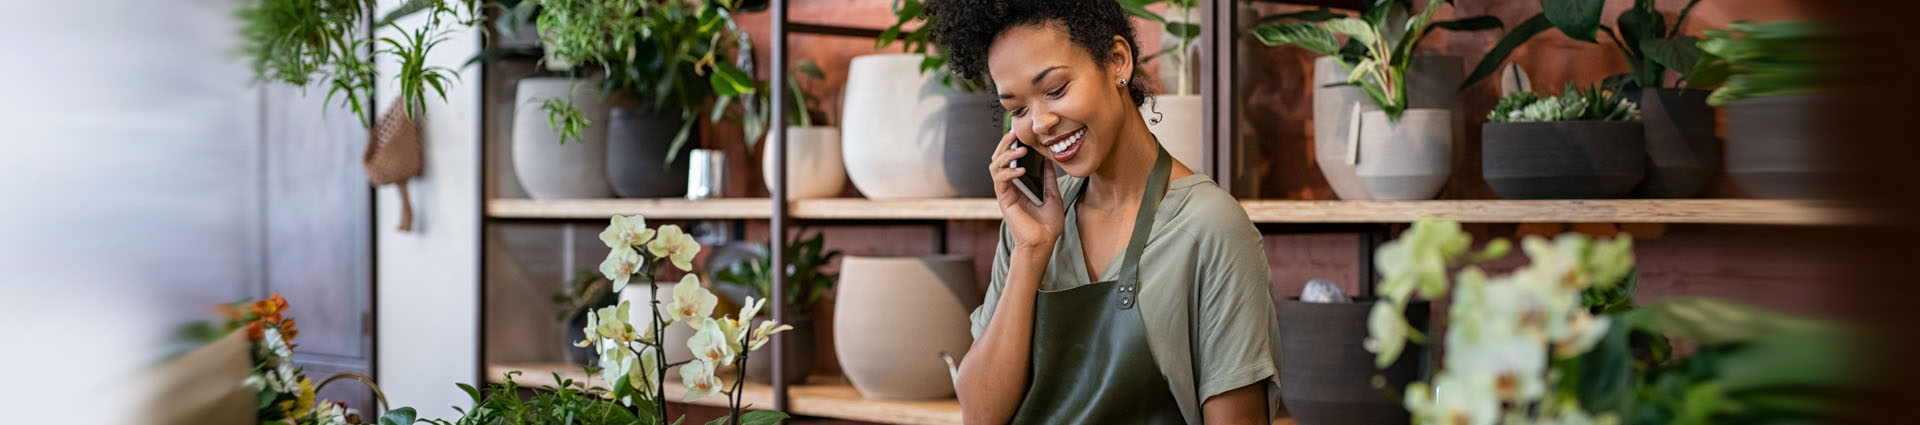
left=1046, top=83, right=1069, bottom=98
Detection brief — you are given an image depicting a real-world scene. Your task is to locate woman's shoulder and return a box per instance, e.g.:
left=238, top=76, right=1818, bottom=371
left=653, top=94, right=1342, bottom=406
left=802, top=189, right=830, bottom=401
left=1160, top=175, right=1258, bottom=240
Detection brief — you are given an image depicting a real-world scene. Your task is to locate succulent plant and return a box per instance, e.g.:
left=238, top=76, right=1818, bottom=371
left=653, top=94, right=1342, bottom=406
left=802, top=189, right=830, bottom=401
left=1488, top=83, right=1642, bottom=123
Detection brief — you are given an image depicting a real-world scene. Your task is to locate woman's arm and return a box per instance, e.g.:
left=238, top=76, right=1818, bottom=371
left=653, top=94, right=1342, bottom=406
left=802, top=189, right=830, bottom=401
left=1202, top=383, right=1269, bottom=425
left=956, top=246, right=1050, bottom=425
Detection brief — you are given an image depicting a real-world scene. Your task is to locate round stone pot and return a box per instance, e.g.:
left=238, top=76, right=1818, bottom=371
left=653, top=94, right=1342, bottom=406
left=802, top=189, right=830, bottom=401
left=512, top=77, right=613, bottom=199
left=834, top=255, right=978, bottom=401
left=842, top=54, right=1002, bottom=199
left=1726, top=94, right=1838, bottom=199
left=1354, top=109, right=1453, bottom=200
left=1625, top=88, right=1718, bottom=198
left=1483, top=121, right=1647, bottom=199
left=1143, top=94, right=1207, bottom=170
left=1280, top=298, right=1429, bottom=425
left=1313, top=55, right=1464, bottom=200
left=761, top=126, right=846, bottom=199
left=607, top=106, right=691, bottom=198
left=744, top=315, right=815, bottom=386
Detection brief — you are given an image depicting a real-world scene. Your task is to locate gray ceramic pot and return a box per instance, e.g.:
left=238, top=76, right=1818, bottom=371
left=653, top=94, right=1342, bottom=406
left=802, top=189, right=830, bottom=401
left=1314, top=55, right=1464, bottom=200
left=1726, top=94, right=1837, bottom=199
left=512, top=78, right=613, bottom=199
left=744, top=315, right=814, bottom=386
left=1354, top=109, right=1453, bottom=200
left=1280, top=298, right=1429, bottom=425
left=606, top=106, right=691, bottom=198
left=1483, top=121, right=1646, bottom=199
left=1625, top=88, right=1718, bottom=198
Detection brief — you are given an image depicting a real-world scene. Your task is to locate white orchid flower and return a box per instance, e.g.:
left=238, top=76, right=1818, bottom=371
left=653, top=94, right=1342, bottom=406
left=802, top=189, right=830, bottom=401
left=647, top=225, right=701, bottom=272
left=625, top=346, right=661, bottom=396
left=750, top=320, right=794, bottom=352
left=590, top=302, right=637, bottom=344
left=679, top=359, right=723, bottom=402
left=1552, top=313, right=1611, bottom=359
left=600, top=247, right=644, bottom=292
left=600, top=214, right=656, bottom=249
left=665, top=274, right=716, bottom=325
left=1364, top=301, right=1410, bottom=368
left=1444, top=328, right=1547, bottom=403
left=1404, top=373, right=1499, bottom=425
left=687, top=317, right=737, bottom=367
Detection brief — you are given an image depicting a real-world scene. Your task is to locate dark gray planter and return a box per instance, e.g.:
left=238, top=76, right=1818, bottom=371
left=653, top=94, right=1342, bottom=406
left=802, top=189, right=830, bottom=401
left=1483, top=121, right=1647, bottom=199
left=1280, top=298, right=1429, bottom=425
left=606, top=106, right=691, bottom=198
left=745, top=315, right=815, bottom=386
left=1726, top=94, right=1838, bottom=199
left=1626, top=88, right=1718, bottom=198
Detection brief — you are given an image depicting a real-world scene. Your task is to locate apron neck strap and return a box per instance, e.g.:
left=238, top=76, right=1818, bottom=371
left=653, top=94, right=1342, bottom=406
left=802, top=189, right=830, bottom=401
left=1117, top=144, right=1172, bottom=285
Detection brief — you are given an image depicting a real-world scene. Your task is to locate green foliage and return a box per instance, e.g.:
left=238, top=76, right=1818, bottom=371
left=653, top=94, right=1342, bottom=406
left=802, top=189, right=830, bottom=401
left=1608, top=298, right=1857, bottom=424
left=1487, top=82, right=1640, bottom=122
left=1465, top=0, right=1709, bottom=91
left=1689, top=20, right=1835, bottom=107
left=535, top=0, right=759, bottom=159
left=421, top=372, right=648, bottom=425
left=1251, top=0, right=1503, bottom=120
left=876, top=0, right=979, bottom=92
left=1117, top=0, right=1202, bottom=95
left=712, top=230, right=841, bottom=315
left=239, top=0, right=478, bottom=127
left=731, top=60, right=828, bottom=150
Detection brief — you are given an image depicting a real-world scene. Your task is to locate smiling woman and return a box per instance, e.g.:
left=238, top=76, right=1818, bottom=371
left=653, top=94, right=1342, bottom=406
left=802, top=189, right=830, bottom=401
left=926, top=1, right=1283, bottom=424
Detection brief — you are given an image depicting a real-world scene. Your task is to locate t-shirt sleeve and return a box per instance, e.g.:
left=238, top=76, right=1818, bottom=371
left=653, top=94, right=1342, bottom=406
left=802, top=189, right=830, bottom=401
left=970, top=224, right=1013, bottom=339
left=1191, top=208, right=1282, bottom=408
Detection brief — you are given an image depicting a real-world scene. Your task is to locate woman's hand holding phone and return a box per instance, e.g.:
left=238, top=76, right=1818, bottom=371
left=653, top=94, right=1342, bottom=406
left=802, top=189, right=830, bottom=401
left=989, top=131, right=1066, bottom=252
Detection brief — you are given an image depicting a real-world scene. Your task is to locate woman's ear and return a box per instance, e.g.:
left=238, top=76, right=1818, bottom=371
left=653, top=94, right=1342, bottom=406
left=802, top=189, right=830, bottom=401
left=1106, top=35, right=1134, bottom=90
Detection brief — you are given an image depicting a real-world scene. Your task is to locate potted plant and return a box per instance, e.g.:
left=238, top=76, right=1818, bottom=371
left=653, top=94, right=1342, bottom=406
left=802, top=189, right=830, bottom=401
left=838, top=0, right=1002, bottom=200
left=1482, top=83, right=1646, bottom=199
left=1689, top=20, right=1839, bottom=199
left=1463, top=0, right=1719, bottom=198
left=712, top=230, right=842, bottom=385
left=1253, top=0, right=1487, bottom=200
left=1116, top=0, right=1209, bottom=169
left=239, top=0, right=477, bottom=126
left=754, top=61, right=846, bottom=199
left=552, top=270, right=616, bottom=367
left=517, top=0, right=761, bottom=199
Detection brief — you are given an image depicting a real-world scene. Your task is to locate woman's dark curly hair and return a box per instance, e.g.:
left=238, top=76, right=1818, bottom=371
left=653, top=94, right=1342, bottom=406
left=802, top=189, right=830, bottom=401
left=925, top=0, right=1150, bottom=107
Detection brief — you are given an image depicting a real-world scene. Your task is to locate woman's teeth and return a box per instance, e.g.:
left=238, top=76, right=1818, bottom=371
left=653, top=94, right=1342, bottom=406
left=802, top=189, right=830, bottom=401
left=1050, top=129, right=1085, bottom=153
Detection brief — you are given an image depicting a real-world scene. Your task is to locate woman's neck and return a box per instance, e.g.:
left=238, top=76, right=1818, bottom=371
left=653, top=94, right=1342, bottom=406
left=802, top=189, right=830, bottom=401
left=1083, top=111, right=1159, bottom=210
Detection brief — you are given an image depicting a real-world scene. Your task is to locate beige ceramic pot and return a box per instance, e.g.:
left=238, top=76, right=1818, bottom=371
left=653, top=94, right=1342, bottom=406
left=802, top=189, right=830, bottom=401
left=760, top=126, right=845, bottom=199
left=834, top=255, right=979, bottom=400
left=1143, top=94, right=1206, bottom=170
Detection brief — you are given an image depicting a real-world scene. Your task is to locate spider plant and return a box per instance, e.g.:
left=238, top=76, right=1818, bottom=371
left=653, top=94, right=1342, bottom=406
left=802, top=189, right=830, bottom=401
left=239, top=0, right=479, bottom=127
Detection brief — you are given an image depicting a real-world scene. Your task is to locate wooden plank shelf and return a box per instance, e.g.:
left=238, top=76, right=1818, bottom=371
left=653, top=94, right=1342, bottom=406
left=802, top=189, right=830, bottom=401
left=487, top=198, right=1869, bottom=226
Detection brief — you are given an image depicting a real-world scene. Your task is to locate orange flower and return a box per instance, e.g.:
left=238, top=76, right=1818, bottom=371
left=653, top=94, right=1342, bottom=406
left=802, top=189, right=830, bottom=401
left=280, top=319, right=299, bottom=341
left=246, top=321, right=265, bottom=341
left=253, top=294, right=289, bottom=323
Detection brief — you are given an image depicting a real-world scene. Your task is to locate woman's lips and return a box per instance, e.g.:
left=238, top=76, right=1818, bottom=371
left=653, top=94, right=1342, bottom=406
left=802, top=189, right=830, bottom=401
left=1046, top=128, right=1085, bottom=163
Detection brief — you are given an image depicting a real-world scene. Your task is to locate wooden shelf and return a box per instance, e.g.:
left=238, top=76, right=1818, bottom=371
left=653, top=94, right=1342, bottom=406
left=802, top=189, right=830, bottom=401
left=488, top=198, right=774, bottom=220
left=488, top=198, right=1869, bottom=226
left=488, top=363, right=1296, bottom=425
left=488, top=363, right=961, bottom=425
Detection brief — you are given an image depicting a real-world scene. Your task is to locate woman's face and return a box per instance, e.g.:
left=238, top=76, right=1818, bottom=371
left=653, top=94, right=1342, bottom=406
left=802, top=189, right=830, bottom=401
left=987, top=23, right=1132, bottom=178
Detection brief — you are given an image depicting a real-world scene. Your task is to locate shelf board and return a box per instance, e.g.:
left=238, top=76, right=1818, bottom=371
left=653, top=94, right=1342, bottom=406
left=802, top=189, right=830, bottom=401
left=489, top=363, right=1297, bottom=425
left=1238, top=199, right=1870, bottom=225
left=488, top=198, right=773, bottom=220
left=488, top=363, right=961, bottom=425
left=486, top=198, right=1869, bottom=225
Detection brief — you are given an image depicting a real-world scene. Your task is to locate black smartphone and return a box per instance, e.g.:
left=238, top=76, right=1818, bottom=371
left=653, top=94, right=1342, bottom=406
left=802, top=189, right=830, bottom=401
left=1010, top=139, right=1048, bottom=206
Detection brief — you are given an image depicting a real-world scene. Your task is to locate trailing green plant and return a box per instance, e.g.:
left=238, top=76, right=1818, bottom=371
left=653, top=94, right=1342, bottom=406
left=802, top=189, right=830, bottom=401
left=712, top=230, right=842, bottom=316
left=1465, top=0, right=1710, bottom=92
left=419, top=372, right=647, bottom=425
left=730, top=60, right=828, bottom=150
left=875, top=0, right=982, bottom=92
left=1115, top=0, right=1203, bottom=95
left=1251, top=0, right=1502, bottom=120
left=534, top=0, right=759, bottom=160
left=1488, top=83, right=1641, bottom=123
left=239, top=0, right=479, bottom=127
left=1686, top=20, right=1836, bottom=108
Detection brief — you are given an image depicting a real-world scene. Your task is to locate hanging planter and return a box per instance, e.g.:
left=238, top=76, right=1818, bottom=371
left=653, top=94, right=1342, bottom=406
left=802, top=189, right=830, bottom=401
left=761, top=126, right=846, bottom=199
left=1625, top=88, right=1717, bottom=198
left=834, top=255, right=978, bottom=400
left=606, top=106, right=692, bottom=198
left=1280, top=298, right=1429, bottom=425
left=1481, top=84, right=1646, bottom=199
left=511, top=77, right=613, bottom=199
left=1354, top=109, right=1454, bottom=200
left=841, top=54, right=1001, bottom=199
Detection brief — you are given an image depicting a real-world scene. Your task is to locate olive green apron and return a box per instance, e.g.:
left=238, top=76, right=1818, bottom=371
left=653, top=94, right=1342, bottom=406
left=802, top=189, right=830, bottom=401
left=1008, top=146, right=1185, bottom=425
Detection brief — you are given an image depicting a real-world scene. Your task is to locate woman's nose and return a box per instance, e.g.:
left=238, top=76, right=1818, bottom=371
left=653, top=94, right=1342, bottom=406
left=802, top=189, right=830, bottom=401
left=1029, top=106, right=1058, bottom=136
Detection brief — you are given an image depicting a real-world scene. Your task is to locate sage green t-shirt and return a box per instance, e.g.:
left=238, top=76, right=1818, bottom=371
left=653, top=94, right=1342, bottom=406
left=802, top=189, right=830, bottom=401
left=969, top=174, right=1284, bottom=424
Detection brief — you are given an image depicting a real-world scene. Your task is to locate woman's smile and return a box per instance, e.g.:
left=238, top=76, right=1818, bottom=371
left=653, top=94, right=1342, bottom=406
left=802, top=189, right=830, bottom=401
left=1043, top=127, right=1087, bottom=163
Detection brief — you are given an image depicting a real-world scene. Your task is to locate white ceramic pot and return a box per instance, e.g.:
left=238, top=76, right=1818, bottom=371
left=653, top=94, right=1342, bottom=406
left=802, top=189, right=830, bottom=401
left=1143, top=94, right=1206, bottom=171
left=842, top=54, right=1001, bottom=199
left=834, top=255, right=978, bottom=400
left=512, top=77, right=613, bottom=199
left=1313, top=55, right=1464, bottom=200
left=761, top=126, right=846, bottom=199
left=1354, top=109, right=1453, bottom=200
left=619, top=283, right=702, bottom=376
